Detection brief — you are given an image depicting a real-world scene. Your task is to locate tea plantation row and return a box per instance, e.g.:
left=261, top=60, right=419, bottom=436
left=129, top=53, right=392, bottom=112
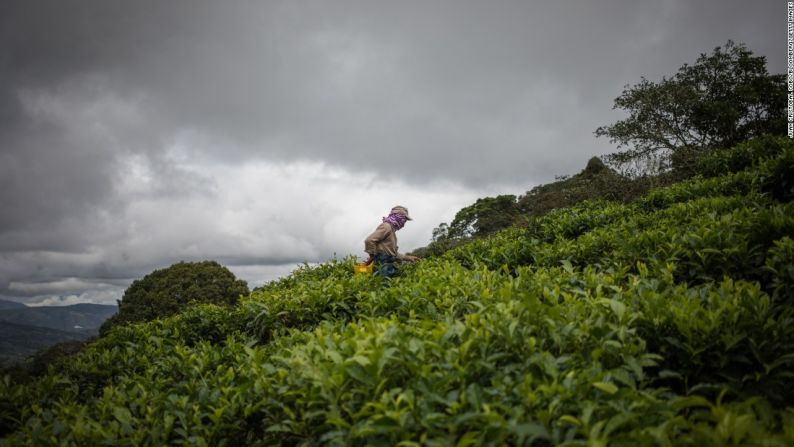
left=1, top=137, right=792, bottom=445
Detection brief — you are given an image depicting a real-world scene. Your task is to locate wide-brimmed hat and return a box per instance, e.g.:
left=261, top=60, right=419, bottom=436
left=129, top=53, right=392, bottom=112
left=391, top=205, right=413, bottom=220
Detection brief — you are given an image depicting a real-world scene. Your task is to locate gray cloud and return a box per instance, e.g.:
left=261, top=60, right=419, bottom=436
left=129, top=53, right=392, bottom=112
left=0, top=0, right=783, bottom=304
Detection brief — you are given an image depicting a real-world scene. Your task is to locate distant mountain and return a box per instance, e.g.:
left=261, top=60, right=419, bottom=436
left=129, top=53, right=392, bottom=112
left=0, top=303, right=117, bottom=333
left=0, top=321, right=86, bottom=366
left=0, top=303, right=117, bottom=366
left=0, top=299, right=27, bottom=309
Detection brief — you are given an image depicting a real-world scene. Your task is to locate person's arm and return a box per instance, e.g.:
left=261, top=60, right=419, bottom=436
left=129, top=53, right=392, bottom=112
left=397, top=253, right=420, bottom=262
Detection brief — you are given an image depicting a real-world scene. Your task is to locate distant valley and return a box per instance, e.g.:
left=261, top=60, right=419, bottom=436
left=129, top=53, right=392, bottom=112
left=0, top=299, right=117, bottom=366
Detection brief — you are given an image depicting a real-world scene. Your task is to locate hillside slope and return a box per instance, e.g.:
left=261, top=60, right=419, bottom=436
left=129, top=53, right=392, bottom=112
left=413, top=156, right=655, bottom=259
left=0, top=322, right=85, bottom=366
left=0, top=300, right=26, bottom=310
left=0, top=303, right=117, bottom=367
left=1, top=137, right=793, bottom=445
left=0, top=304, right=118, bottom=333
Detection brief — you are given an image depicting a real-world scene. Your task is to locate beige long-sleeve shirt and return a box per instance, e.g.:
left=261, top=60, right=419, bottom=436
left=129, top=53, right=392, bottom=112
left=364, top=222, right=408, bottom=260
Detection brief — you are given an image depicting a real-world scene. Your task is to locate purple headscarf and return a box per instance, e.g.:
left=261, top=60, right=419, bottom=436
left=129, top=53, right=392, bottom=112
left=383, top=212, right=408, bottom=231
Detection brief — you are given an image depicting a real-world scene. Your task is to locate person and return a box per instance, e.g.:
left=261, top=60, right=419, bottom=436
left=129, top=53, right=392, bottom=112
left=364, top=205, right=420, bottom=278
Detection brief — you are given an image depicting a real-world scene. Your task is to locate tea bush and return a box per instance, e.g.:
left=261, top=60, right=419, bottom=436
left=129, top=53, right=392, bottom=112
left=696, top=135, right=793, bottom=178
left=99, top=261, right=249, bottom=336
left=1, top=138, right=793, bottom=445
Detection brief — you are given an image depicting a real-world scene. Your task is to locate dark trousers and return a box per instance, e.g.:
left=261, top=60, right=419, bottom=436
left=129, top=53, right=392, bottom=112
left=374, top=254, right=397, bottom=278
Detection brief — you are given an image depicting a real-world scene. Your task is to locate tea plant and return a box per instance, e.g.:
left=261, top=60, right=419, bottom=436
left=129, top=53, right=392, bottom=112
left=2, top=138, right=793, bottom=445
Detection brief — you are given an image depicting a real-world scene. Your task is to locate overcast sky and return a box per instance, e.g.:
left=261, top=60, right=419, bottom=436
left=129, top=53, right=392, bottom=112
left=0, top=0, right=784, bottom=306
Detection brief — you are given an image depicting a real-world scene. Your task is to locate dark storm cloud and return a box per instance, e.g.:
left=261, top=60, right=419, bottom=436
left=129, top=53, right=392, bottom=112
left=0, top=0, right=783, bottom=304
left=1, top=1, right=783, bottom=183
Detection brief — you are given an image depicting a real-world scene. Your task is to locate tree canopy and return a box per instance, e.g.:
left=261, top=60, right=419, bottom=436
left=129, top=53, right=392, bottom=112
left=595, top=40, right=785, bottom=173
left=99, top=261, right=249, bottom=335
left=443, top=195, right=520, bottom=240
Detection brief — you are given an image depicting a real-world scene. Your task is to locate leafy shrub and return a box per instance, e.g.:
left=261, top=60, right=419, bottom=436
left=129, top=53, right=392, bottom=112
left=763, top=236, right=794, bottom=306
left=99, top=261, right=249, bottom=336
left=696, top=135, right=792, bottom=177
left=758, top=145, right=794, bottom=201
left=517, top=157, right=650, bottom=218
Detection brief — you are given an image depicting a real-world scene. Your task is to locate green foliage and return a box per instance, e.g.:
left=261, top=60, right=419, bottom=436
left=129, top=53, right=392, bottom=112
left=416, top=156, right=652, bottom=259
left=99, top=261, right=249, bottom=336
left=2, top=138, right=793, bottom=445
left=28, top=340, right=89, bottom=377
left=759, top=145, right=794, bottom=202
left=415, top=195, right=522, bottom=259
left=518, top=157, right=652, bottom=217
left=696, top=135, right=793, bottom=177
left=596, top=41, right=785, bottom=174
left=445, top=195, right=521, bottom=239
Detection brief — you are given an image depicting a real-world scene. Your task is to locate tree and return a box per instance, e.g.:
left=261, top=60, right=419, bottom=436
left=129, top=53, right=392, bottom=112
left=446, top=195, right=520, bottom=239
left=99, top=261, right=249, bottom=335
left=431, top=223, right=450, bottom=242
left=595, top=40, right=785, bottom=173
left=411, top=195, right=520, bottom=258
left=517, top=156, right=645, bottom=216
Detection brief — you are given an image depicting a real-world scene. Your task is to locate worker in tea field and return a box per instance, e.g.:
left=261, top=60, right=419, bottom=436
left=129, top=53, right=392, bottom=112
left=364, top=205, right=420, bottom=278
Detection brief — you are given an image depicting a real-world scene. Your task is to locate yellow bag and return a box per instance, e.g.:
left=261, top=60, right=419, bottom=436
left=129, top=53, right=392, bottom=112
left=353, top=262, right=373, bottom=275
